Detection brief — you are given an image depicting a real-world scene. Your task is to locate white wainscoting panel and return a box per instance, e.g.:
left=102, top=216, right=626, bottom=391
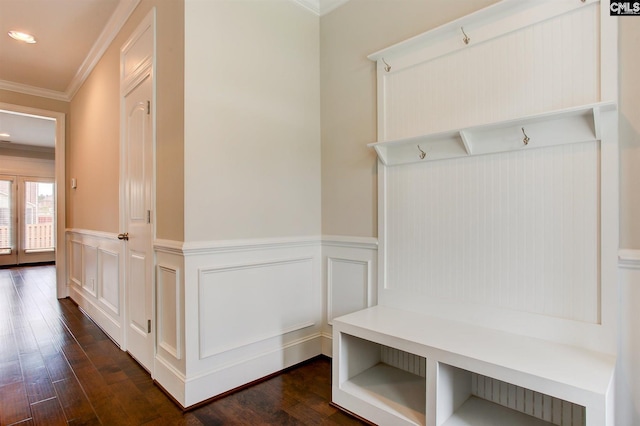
left=382, top=2, right=599, bottom=142
left=616, top=250, right=640, bottom=426
left=99, top=248, right=120, bottom=316
left=152, top=245, right=186, bottom=403
left=83, top=244, right=98, bottom=296
left=157, top=264, right=181, bottom=359
left=322, top=236, right=378, bottom=356
left=66, top=230, right=123, bottom=346
left=384, top=141, right=600, bottom=324
left=198, top=257, right=315, bottom=359
left=327, top=257, right=370, bottom=324
left=159, top=237, right=324, bottom=408
left=70, top=240, right=83, bottom=287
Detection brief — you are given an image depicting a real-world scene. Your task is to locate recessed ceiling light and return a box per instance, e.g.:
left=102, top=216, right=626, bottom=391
left=8, top=31, right=36, bottom=44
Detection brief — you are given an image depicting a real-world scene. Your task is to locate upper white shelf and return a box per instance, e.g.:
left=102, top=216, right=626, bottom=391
left=368, top=101, right=616, bottom=166
left=368, top=0, right=600, bottom=74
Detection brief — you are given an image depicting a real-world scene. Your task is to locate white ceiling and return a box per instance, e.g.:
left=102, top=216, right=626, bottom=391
left=0, top=0, right=347, bottom=149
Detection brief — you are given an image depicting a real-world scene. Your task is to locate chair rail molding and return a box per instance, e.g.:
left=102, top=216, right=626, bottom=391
left=619, top=249, right=640, bottom=269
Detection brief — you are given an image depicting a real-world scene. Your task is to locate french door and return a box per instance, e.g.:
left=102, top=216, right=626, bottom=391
left=0, top=175, right=55, bottom=266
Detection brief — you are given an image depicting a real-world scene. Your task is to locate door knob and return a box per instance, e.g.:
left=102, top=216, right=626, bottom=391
left=117, top=233, right=129, bottom=241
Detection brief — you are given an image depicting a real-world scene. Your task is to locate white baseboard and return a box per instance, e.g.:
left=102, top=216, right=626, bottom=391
left=68, top=285, right=123, bottom=346
left=182, top=333, right=323, bottom=408
left=321, top=331, right=333, bottom=357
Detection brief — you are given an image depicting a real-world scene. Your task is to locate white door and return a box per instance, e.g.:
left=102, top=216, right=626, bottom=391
left=122, top=73, right=154, bottom=372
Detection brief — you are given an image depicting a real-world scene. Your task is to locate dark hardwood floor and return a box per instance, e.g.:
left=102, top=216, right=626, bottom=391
left=0, top=264, right=366, bottom=426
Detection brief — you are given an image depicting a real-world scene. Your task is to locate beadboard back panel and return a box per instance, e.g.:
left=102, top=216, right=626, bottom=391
left=379, top=2, right=600, bottom=142
left=384, top=141, right=600, bottom=324
left=371, top=0, right=618, bottom=354
left=471, top=373, right=585, bottom=426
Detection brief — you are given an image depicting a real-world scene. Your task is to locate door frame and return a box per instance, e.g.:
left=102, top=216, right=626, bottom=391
left=0, top=102, right=66, bottom=298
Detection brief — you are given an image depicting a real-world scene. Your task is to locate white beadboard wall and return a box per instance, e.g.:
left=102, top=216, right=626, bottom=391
left=385, top=140, right=600, bottom=323
left=382, top=2, right=600, bottom=142
left=471, top=373, right=585, bottom=426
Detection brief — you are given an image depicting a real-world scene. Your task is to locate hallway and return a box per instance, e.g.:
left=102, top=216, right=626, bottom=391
left=0, top=265, right=364, bottom=425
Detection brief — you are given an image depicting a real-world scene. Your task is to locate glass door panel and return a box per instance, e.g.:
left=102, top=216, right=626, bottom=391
left=18, top=178, right=55, bottom=264
left=0, top=176, right=17, bottom=266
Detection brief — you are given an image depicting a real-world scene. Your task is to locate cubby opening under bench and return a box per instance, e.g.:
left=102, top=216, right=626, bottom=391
left=332, top=305, right=615, bottom=426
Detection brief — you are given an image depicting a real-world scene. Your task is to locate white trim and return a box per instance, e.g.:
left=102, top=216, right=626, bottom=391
left=322, top=235, right=378, bottom=250
left=0, top=102, right=66, bottom=298
left=182, top=236, right=321, bottom=255
left=154, top=239, right=184, bottom=254
left=155, top=235, right=377, bottom=255
left=619, top=249, right=640, bottom=269
left=67, top=228, right=119, bottom=241
left=67, top=0, right=141, bottom=100
left=0, top=0, right=140, bottom=101
left=183, top=333, right=322, bottom=407
left=0, top=80, right=68, bottom=101
left=293, top=0, right=350, bottom=16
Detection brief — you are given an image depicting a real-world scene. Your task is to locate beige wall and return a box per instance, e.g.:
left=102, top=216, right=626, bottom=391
left=0, top=90, right=69, bottom=115
left=68, top=0, right=184, bottom=239
left=183, top=0, right=320, bottom=242
left=319, top=0, right=499, bottom=238
left=619, top=20, right=640, bottom=250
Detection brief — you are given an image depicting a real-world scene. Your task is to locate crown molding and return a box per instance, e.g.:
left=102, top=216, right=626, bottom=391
left=0, top=79, right=69, bottom=102
left=0, top=0, right=140, bottom=102
left=66, top=0, right=141, bottom=100
left=294, top=0, right=350, bottom=16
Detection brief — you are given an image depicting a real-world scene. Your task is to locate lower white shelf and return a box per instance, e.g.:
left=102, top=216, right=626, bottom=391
left=341, top=363, right=426, bottom=425
left=442, top=396, right=554, bottom=426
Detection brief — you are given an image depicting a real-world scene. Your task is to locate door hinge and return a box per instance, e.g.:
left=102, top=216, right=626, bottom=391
left=147, top=210, right=151, bottom=224
left=147, top=319, right=151, bottom=334
left=147, top=100, right=150, bottom=115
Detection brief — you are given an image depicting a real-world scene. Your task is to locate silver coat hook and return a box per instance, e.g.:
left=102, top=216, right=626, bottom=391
left=417, top=145, right=426, bottom=159
left=522, top=127, right=530, bottom=145
left=382, top=58, right=391, bottom=72
left=461, top=27, right=471, bottom=45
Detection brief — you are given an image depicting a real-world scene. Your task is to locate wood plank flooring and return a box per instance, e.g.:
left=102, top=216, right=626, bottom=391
left=0, top=264, right=366, bottom=425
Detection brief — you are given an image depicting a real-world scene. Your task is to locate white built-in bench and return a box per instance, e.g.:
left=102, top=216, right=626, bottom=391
left=333, top=1, right=619, bottom=425
left=332, top=305, right=615, bottom=426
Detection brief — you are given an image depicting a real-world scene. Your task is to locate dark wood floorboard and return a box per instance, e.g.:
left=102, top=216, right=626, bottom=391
left=0, top=264, right=366, bottom=426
